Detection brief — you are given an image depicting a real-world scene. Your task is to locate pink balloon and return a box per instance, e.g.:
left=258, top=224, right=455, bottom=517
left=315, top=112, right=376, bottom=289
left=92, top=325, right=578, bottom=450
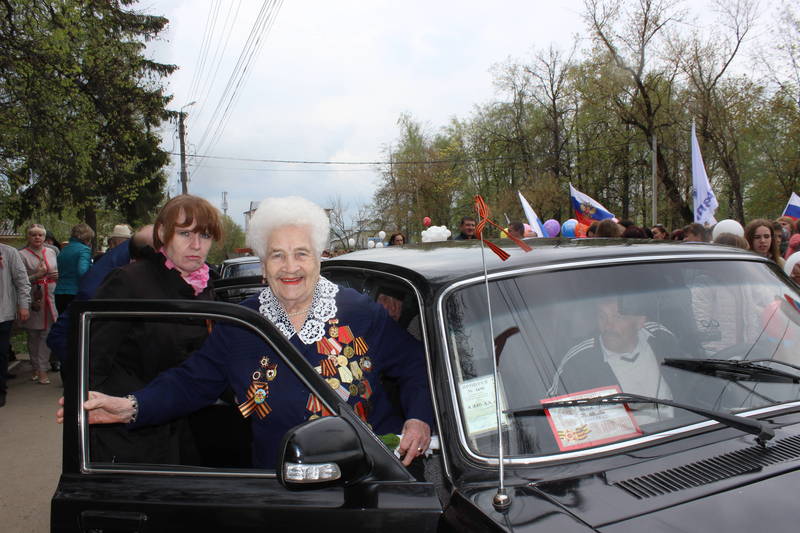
left=423, top=216, right=432, bottom=227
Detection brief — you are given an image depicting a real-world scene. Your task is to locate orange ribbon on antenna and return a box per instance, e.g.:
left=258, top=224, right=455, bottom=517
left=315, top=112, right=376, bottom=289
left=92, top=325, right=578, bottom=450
left=474, top=195, right=532, bottom=261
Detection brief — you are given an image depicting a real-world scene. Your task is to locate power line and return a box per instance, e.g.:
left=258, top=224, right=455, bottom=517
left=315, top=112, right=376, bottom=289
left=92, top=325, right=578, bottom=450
left=190, top=1, right=284, bottom=180
left=170, top=140, right=647, bottom=167
left=191, top=0, right=270, bottom=155
left=173, top=140, right=800, bottom=175
left=191, top=0, right=282, bottom=169
left=191, top=0, right=242, bottom=128
left=187, top=1, right=220, bottom=104
left=188, top=164, right=376, bottom=173
left=204, top=0, right=281, bottom=154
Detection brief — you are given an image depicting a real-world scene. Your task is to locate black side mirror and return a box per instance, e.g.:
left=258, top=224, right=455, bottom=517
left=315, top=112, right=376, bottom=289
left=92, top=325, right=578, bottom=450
left=277, top=416, right=371, bottom=490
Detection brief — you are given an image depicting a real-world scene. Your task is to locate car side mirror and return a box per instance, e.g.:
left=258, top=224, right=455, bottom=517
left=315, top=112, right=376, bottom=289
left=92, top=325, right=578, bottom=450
left=277, top=416, right=371, bottom=490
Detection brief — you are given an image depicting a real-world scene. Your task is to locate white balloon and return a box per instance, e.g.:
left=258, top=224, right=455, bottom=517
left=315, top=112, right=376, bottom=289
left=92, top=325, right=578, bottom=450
left=367, top=240, right=375, bottom=249
left=375, top=242, right=384, bottom=248
left=421, top=225, right=452, bottom=243
left=378, top=230, right=386, bottom=240
left=712, top=219, right=744, bottom=240
left=347, top=237, right=355, bottom=247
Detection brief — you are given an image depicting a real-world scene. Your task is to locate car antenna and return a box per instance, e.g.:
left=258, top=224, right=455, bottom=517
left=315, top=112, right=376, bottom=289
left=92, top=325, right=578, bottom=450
left=473, top=195, right=530, bottom=513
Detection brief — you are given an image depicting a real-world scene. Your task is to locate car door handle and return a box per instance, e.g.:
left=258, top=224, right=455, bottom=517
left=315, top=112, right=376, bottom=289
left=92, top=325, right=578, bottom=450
left=80, top=510, right=148, bottom=533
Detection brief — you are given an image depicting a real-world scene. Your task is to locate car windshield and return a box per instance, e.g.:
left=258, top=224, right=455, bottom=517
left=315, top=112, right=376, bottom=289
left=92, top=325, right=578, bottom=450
left=222, top=260, right=261, bottom=279
left=444, top=258, right=800, bottom=459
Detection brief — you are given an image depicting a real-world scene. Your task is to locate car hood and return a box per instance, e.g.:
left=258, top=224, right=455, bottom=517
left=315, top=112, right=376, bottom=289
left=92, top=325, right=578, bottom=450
left=456, top=426, right=800, bottom=532
left=598, top=466, right=800, bottom=532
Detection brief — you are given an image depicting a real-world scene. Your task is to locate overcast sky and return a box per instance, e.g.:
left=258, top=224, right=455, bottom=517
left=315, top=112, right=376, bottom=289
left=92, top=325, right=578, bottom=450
left=138, top=0, right=591, bottom=226
left=139, top=0, right=771, bottom=228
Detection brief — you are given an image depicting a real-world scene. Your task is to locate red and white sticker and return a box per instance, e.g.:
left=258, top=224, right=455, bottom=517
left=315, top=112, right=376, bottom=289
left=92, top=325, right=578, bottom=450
left=541, top=386, right=642, bottom=452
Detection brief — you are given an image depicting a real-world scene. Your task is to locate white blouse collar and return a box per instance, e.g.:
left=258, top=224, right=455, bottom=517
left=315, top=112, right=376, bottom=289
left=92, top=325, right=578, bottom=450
left=258, top=276, right=339, bottom=344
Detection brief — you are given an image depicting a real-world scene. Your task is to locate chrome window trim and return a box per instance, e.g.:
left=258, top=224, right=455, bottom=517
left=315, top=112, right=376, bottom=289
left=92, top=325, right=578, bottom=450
left=321, top=265, right=451, bottom=480
left=77, top=309, right=341, bottom=478
left=436, top=252, right=791, bottom=466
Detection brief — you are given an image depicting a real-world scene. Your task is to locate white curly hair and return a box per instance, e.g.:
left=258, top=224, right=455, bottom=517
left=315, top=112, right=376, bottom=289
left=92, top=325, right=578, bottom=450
left=245, top=196, right=330, bottom=259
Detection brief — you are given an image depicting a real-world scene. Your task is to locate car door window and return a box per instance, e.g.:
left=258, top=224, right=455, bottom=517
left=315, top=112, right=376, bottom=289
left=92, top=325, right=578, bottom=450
left=83, top=310, right=331, bottom=472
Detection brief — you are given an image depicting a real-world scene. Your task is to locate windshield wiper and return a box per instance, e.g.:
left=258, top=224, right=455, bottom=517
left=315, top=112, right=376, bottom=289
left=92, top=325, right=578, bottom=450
left=663, top=358, right=800, bottom=384
left=507, top=392, right=775, bottom=447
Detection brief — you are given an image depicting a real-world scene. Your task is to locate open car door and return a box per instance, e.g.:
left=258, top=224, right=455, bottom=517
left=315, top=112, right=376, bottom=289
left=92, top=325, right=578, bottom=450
left=51, top=299, right=442, bottom=532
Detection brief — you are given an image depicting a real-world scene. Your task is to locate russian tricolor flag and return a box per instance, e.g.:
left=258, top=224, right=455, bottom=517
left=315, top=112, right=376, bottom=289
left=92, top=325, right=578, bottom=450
left=782, top=192, right=800, bottom=220
left=569, top=183, right=615, bottom=226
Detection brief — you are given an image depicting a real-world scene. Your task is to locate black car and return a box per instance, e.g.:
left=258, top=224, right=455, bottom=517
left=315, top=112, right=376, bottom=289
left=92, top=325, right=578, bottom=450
left=219, top=256, right=262, bottom=279
left=53, top=239, right=800, bottom=532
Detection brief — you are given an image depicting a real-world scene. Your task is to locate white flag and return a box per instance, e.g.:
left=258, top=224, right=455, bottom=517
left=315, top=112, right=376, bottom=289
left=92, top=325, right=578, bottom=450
left=691, top=121, right=718, bottom=225
left=517, top=191, right=546, bottom=238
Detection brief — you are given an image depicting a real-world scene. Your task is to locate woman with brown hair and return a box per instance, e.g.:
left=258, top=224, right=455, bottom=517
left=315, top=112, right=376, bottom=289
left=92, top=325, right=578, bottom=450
left=595, top=219, right=623, bottom=238
left=89, top=194, right=224, bottom=464
left=388, top=232, right=407, bottom=246
left=745, top=218, right=785, bottom=268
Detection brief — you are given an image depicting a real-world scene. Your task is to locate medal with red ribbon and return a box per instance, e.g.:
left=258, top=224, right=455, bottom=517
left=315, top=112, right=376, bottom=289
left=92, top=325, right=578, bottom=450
left=307, top=319, right=377, bottom=423
left=238, top=356, right=278, bottom=419
left=306, top=393, right=333, bottom=419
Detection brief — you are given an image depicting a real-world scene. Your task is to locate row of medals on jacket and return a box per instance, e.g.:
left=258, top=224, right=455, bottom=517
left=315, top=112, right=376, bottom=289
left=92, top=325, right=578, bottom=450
left=239, top=319, right=373, bottom=421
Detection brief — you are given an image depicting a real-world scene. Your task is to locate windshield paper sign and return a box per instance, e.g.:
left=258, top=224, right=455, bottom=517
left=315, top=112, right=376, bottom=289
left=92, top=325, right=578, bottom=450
left=459, top=375, right=510, bottom=437
left=541, top=386, right=642, bottom=451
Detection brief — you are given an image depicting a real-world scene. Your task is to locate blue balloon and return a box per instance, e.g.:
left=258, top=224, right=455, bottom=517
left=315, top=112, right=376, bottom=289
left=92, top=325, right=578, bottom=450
left=561, top=219, right=577, bottom=238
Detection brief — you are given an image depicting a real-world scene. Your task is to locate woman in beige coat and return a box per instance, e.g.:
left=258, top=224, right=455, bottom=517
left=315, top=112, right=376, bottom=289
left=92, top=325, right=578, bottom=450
left=19, top=224, right=59, bottom=384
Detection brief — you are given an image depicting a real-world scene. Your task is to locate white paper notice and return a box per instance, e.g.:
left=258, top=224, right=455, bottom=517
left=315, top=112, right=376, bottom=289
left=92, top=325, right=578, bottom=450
left=541, top=386, right=642, bottom=452
left=459, top=375, right=510, bottom=437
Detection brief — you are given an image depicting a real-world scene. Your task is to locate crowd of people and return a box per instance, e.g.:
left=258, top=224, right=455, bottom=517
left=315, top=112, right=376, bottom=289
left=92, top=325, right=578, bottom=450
left=3, top=195, right=799, bottom=473
left=0, top=221, right=137, bottom=405
left=440, top=213, right=800, bottom=283
left=9, top=195, right=434, bottom=471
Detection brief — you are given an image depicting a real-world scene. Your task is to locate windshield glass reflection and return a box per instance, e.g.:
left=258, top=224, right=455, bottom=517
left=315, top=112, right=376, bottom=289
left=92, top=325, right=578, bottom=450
left=445, top=259, right=800, bottom=458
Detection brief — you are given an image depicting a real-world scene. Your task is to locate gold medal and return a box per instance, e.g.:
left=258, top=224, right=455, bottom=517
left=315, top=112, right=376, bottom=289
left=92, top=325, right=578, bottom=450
left=309, top=414, right=320, bottom=420
left=349, top=361, right=363, bottom=381
left=343, top=346, right=355, bottom=358
left=329, top=325, right=339, bottom=338
left=349, top=384, right=359, bottom=396
left=338, top=364, right=353, bottom=383
left=336, top=355, right=348, bottom=367
left=326, top=377, right=340, bottom=389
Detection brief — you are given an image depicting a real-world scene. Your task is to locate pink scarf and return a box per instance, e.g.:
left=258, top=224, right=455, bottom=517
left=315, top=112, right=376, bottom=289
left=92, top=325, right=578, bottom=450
left=160, top=248, right=209, bottom=296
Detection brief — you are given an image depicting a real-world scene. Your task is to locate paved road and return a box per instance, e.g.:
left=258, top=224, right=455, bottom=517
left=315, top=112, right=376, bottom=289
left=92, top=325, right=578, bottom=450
left=1, top=357, right=63, bottom=533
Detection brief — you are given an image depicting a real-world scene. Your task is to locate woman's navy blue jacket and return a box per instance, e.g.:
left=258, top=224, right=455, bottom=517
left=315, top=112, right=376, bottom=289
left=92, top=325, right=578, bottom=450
left=132, top=286, right=434, bottom=469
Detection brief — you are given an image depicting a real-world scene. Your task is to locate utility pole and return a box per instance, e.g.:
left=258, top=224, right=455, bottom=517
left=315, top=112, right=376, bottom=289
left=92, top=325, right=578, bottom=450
left=222, top=191, right=228, bottom=216
left=179, top=112, right=188, bottom=194
left=178, top=101, right=196, bottom=195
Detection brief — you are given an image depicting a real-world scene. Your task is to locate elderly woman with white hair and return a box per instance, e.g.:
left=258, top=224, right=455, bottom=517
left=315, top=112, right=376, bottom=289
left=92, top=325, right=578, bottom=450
left=62, top=196, right=434, bottom=469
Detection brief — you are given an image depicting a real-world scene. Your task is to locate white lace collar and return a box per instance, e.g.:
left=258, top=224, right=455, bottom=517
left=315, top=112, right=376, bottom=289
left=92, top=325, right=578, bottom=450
left=258, top=276, right=339, bottom=344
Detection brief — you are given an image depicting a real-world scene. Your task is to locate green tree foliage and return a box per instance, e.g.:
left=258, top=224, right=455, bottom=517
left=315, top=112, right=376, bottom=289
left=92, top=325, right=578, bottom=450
left=374, top=0, right=799, bottom=232
left=207, top=214, right=245, bottom=265
left=373, top=114, right=463, bottom=238
left=0, top=0, right=175, bottom=232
